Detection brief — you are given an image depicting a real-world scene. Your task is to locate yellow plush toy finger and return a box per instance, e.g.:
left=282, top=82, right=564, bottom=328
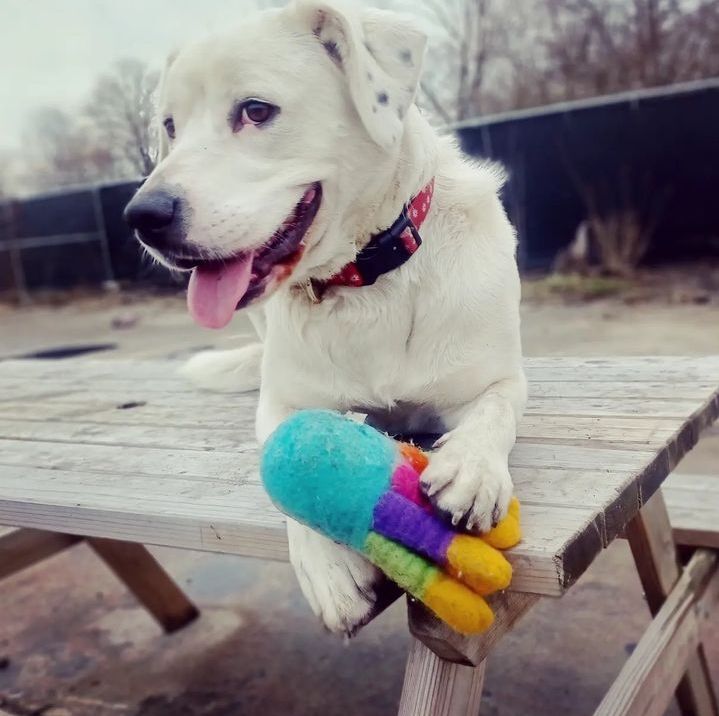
left=481, top=497, right=522, bottom=550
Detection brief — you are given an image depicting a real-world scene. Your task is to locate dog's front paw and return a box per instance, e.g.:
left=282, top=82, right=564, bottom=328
left=420, top=437, right=513, bottom=533
left=287, top=520, right=381, bottom=636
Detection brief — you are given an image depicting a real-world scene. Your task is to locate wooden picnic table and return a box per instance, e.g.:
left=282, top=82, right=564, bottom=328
left=0, top=356, right=718, bottom=715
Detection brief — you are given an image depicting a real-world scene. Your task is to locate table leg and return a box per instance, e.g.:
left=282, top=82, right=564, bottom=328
left=0, top=528, right=82, bottom=579
left=398, top=636, right=486, bottom=716
left=88, top=537, right=199, bottom=633
left=626, top=490, right=718, bottom=716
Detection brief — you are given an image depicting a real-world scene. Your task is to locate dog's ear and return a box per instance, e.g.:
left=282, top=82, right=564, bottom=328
left=295, top=0, right=426, bottom=150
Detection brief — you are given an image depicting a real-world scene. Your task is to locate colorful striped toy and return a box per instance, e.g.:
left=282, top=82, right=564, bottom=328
left=261, top=410, right=521, bottom=634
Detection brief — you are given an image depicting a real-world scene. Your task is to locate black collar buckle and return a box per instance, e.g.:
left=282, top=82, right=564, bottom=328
left=353, top=206, right=423, bottom=287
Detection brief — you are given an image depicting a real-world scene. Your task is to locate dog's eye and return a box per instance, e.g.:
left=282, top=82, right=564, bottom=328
left=232, top=100, right=278, bottom=131
left=163, top=117, right=175, bottom=140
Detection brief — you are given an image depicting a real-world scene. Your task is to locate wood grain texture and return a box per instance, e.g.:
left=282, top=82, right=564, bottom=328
left=626, top=492, right=719, bottom=716
left=398, top=637, right=486, bottom=716
left=0, top=357, right=717, bottom=598
left=407, top=592, right=539, bottom=667
left=0, top=527, right=82, bottom=579
left=593, top=549, right=719, bottom=716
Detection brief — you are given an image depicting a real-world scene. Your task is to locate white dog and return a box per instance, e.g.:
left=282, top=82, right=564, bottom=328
left=125, top=0, right=526, bottom=635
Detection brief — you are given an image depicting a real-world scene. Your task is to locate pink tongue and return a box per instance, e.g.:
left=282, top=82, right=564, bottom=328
left=187, top=253, right=254, bottom=329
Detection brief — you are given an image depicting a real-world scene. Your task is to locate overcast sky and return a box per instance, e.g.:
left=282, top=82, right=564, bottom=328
left=0, top=0, right=270, bottom=152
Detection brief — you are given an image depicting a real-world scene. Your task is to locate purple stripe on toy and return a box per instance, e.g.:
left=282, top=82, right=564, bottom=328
left=372, top=490, right=454, bottom=564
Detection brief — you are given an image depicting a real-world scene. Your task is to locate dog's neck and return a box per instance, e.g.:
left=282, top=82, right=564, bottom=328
left=299, top=107, right=440, bottom=288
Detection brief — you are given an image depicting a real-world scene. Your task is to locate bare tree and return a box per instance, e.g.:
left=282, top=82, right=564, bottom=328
left=417, top=0, right=515, bottom=123
left=414, top=0, right=719, bottom=124
left=20, top=108, right=120, bottom=192
left=85, top=58, right=159, bottom=177
left=526, top=0, right=719, bottom=105
left=19, top=59, right=160, bottom=192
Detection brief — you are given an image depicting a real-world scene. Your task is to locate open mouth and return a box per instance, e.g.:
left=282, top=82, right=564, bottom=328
left=183, top=183, right=321, bottom=329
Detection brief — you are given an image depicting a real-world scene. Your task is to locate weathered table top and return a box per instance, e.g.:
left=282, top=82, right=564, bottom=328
left=1, top=357, right=717, bottom=597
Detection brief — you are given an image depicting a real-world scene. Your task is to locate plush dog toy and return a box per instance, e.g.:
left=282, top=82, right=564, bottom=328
left=261, top=410, right=521, bottom=634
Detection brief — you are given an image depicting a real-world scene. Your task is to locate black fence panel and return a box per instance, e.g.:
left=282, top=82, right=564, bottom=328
left=15, top=188, right=97, bottom=239
left=0, top=180, right=183, bottom=291
left=456, top=81, right=719, bottom=270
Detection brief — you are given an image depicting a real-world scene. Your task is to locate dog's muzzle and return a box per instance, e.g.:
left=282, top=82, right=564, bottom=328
left=124, top=188, right=187, bottom=252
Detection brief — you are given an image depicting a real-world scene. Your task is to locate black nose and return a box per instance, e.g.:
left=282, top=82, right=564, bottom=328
left=124, top=190, right=178, bottom=249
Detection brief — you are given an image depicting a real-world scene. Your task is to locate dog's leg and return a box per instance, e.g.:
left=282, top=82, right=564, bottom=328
left=421, top=371, right=527, bottom=533
left=286, top=518, right=382, bottom=636
left=257, top=395, right=382, bottom=636
left=178, top=343, right=263, bottom=393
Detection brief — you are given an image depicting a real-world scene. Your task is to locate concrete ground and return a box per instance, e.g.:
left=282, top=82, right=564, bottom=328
left=1, top=288, right=718, bottom=715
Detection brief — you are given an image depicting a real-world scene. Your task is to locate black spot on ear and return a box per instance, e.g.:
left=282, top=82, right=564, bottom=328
left=322, top=39, right=342, bottom=66
left=399, top=48, right=413, bottom=65
left=313, top=10, right=326, bottom=37
left=377, top=91, right=389, bottom=105
left=366, top=70, right=373, bottom=82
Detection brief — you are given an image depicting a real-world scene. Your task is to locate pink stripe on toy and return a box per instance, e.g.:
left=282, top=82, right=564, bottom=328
left=391, top=462, right=432, bottom=511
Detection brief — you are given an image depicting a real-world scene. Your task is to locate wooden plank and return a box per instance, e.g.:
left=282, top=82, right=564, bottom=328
left=407, top=592, right=539, bottom=666
left=0, top=438, right=258, bottom=479
left=0, top=435, right=659, bottom=478
left=0, top=418, right=248, bottom=451
left=593, top=550, right=719, bottom=716
left=0, top=409, right=689, bottom=471
left=3, top=355, right=717, bottom=380
left=519, top=415, right=682, bottom=445
left=525, top=397, right=713, bottom=418
left=33, top=389, right=254, bottom=410
left=0, top=414, right=682, bottom=452
left=0, top=358, right=184, bottom=380
left=526, top=381, right=719, bottom=400
left=524, top=355, right=719, bottom=374
left=1, top=387, right=711, bottom=419
left=0, top=401, right=253, bottom=429
left=663, top=473, right=719, bottom=549
left=397, top=637, right=486, bottom=716
left=0, top=527, right=82, bottom=579
left=4, top=373, right=717, bottom=400
left=88, top=538, right=199, bottom=633
left=0, top=498, right=290, bottom=563
left=626, top=492, right=719, bottom=716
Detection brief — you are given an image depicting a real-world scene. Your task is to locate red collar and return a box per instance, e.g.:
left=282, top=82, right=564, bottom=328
left=308, top=179, right=435, bottom=302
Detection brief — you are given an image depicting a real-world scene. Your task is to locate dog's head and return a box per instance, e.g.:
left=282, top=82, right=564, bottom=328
left=124, top=0, right=426, bottom=328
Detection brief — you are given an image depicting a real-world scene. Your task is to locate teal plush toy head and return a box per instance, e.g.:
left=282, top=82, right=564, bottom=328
left=261, top=410, right=396, bottom=550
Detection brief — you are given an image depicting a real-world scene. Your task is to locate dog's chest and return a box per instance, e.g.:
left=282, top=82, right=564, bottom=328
left=265, top=289, right=447, bottom=408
